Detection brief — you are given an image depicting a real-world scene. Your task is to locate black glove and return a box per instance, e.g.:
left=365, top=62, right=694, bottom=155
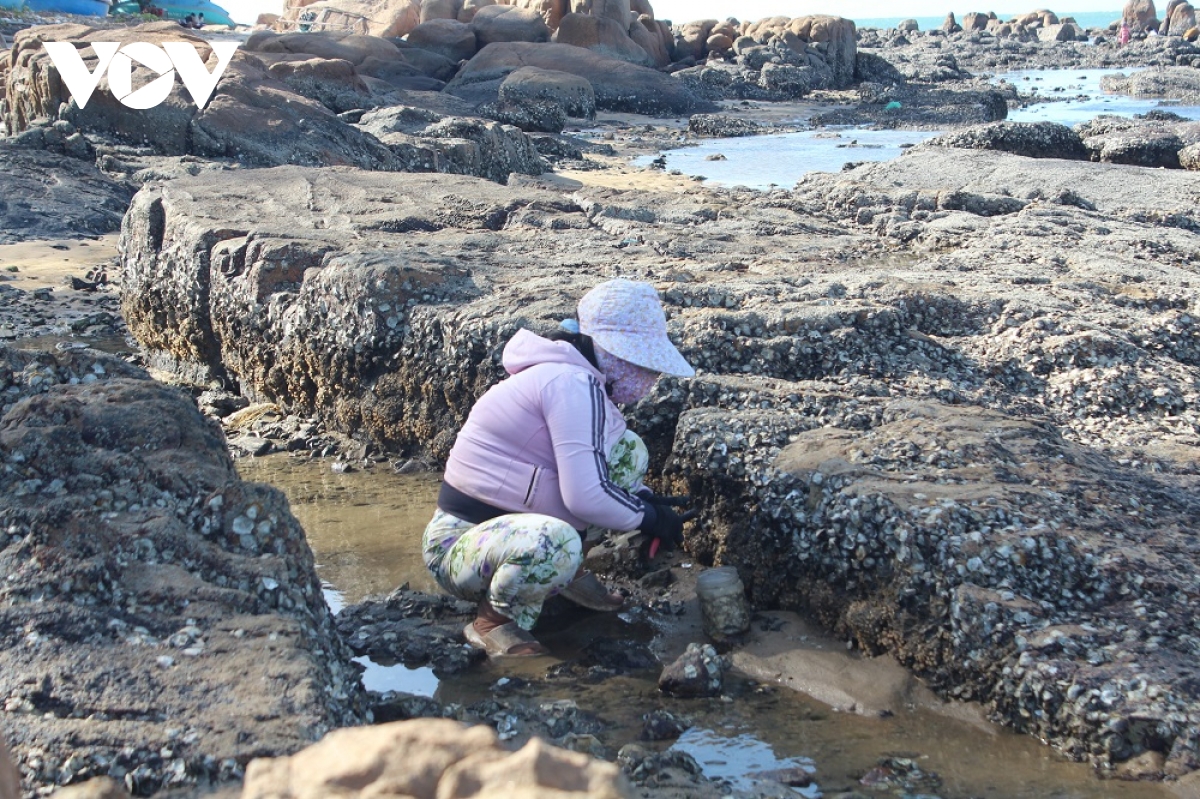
left=639, top=500, right=698, bottom=556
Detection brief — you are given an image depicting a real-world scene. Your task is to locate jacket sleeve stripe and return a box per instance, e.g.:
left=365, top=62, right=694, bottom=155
left=589, top=377, right=642, bottom=513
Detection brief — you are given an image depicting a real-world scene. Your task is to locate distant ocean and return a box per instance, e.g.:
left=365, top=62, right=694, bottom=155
left=854, top=10, right=1122, bottom=30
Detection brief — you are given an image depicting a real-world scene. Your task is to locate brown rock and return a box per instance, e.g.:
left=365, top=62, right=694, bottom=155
left=506, top=0, right=568, bottom=29
left=590, top=0, right=631, bottom=27
left=247, top=30, right=404, bottom=65
left=441, top=41, right=713, bottom=113
left=407, top=18, right=478, bottom=61
left=941, top=11, right=961, bottom=32
left=420, top=0, right=461, bottom=21
left=471, top=4, right=551, bottom=44
left=710, top=20, right=737, bottom=39
left=1038, top=22, right=1078, bottom=41
left=4, top=23, right=397, bottom=170
left=0, top=737, right=17, bottom=799
left=674, top=18, right=717, bottom=60
left=553, top=13, right=652, bottom=64
left=1124, top=0, right=1158, bottom=30
left=457, top=0, right=494, bottom=22
left=962, top=11, right=989, bottom=29
left=240, top=719, right=629, bottom=798
left=630, top=0, right=652, bottom=18
left=281, top=0, right=421, bottom=37
left=629, top=14, right=669, bottom=65
left=1168, top=1, right=1197, bottom=34
left=499, top=64, right=596, bottom=117
left=706, top=32, right=733, bottom=52
left=1186, top=23, right=1200, bottom=37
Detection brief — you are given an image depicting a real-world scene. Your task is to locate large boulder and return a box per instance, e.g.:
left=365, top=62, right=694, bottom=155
left=1124, top=0, right=1158, bottom=29
left=499, top=65, right=596, bottom=118
left=1013, top=8, right=1059, bottom=26
left=1076, top=114, right=1200, bottom=168
left=262, top=56, right=375, bottom=114
left=5, top=24, right=398, bottom=170
left=962, top=11, right=990, bottom=29
left=1101, top=67, right=1200, bottom=104
left=1038, top=22, right=1079, bottom=41
left=507, top=0, right=569, bottom=30
left=419, top=0, right=460, bottom=21
left=673, top=19, right=718, bottom=61
left=553, top=12, right=653, bottom=65
left=1180, top=141, right=1200, bottom=168
left=591, top=0, right=632, bottom=27
left=630, top=14, right=671, bottom=66
left=244, top=29, right=406, bottom=66
left=118, top=168, right=576, bottom=455
left=0, top=347, right=364, bottom=797
left=446, top=41, right=713, bottom=115
left=359, top=105, right=548, bottom=179
left=470, top=4, right=551, bottom=45
left=1168, top=1, right=1197, bottom=33
left=240, top=720, right=629, bottom=798
left=280, top=0, right=421, bottom=37
left=0, top=146, right=134, bottom=244
left=457, top=0, right=494, bottom=22
left=407, top=18, right=479, bottom=61
left=922, top=121, right=1088, bottom=160
left=741, top=15, right=857, bottom=88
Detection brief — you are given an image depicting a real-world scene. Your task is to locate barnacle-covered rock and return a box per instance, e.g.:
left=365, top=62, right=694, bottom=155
left=0, top=347, right=365, bottom=796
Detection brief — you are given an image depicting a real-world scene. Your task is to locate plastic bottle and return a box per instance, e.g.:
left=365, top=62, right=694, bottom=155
left=696, top=566, right=750, bottom=640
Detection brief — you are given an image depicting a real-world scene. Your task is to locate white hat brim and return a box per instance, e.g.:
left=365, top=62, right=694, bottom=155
left=590, top=330, right=695, bottom=378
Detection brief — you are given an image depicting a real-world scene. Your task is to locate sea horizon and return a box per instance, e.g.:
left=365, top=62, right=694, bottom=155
left=853, top=8, right=1122, bottom=29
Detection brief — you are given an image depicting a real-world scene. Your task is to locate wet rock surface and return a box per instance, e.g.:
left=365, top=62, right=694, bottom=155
left=0, top=347, right=366, bottom=796
left=657, top=644, right=725, bottom=698
left=0, top=147, right=134, bottom=244
left=335, top=588, right=484, bottom=675
left=1076, top=112, right=1200, bottom=168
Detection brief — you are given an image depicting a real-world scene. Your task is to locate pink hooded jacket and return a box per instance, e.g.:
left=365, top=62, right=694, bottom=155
left=441, top=329, right=649, bottom=532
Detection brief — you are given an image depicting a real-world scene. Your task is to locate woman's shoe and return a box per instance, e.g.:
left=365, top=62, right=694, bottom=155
left=463, top=621, right=548, bottom=658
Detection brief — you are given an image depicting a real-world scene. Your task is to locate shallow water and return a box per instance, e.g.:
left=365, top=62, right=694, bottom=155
left=240, top=454, right=1173, bottom=799
left=632, top=67, right=1200, bottom=189
left=994, top=67, right=1200, bottom=125
left=632, top=128, right=941, bottom=190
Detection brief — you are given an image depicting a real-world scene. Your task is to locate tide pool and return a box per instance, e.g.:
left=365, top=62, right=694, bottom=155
left=633, top=128, right=940, bottom=189
left=632, top=67, right=1200, bottom=190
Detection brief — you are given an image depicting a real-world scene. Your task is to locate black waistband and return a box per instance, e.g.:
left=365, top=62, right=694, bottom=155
left=437, top=480, right=588, bottom=537
left=437, top=481, right=508, bottom=525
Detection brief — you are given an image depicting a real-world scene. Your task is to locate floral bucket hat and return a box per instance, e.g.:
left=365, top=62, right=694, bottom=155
left=577, top=279, right=695, bottom=378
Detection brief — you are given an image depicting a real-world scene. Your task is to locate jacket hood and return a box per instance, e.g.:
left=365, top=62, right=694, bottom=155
left=502, top=329, right=605, bottom=381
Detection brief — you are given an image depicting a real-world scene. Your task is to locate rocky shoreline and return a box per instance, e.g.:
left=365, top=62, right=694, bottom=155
left=3, top=0, right=1200, bottom=796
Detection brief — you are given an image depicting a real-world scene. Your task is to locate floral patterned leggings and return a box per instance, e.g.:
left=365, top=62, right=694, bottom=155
left=422, top=431, right=649, bottom=630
